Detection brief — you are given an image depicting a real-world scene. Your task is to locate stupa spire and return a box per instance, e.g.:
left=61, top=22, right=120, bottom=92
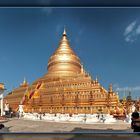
left=63, top=28, right=66, bottom=36
left=23, top=77, right=26, bottom=84
left=95, top=76, right=98, bottom=83
left=20, top=77, right=28, bottom=87
left=81, top=64, right=84, bottom=73
left=108, top=83, right=113, bottom=93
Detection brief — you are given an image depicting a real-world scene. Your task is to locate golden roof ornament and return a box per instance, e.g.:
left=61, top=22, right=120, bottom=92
left=63, top=28, right=66, bottom=36
left=108, top=83, right=113, bottom=93
left=95, top=76, right=98, bottom=83
left=23, top=77, right=27, bottom=84
left=20, top=77, right=28, bottom=87
left=81, top=64, right=84, bottom=73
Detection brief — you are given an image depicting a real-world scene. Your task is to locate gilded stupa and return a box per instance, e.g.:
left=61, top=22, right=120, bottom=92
left=4, top=29, right=120, bottom=114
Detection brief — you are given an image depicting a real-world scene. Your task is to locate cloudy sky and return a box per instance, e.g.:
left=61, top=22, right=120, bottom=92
left=0, top=8, right=140, bottom=99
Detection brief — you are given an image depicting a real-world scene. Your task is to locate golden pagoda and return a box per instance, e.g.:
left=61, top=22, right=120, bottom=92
left=4, top=29, right=120, bottom=114
left=4, top=78, right=29, bottom=110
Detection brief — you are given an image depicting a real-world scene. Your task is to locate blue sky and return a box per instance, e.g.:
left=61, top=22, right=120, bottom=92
left=0, top=8, right=140, bottom=99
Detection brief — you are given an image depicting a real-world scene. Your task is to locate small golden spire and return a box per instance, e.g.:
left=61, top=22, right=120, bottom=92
left=20, top=77, right=27, bottom=86
left=63, top=28, right=66, bottom=36
left=23, top=77, right=26, bottom=84
left=81, top=64, right=84, bottom=73
left=108, top=83, right=113, bottom=93
left=95, top=76, right=98, bottom=83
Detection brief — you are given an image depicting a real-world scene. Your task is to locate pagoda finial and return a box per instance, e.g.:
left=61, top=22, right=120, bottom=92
left=63, top=27, right=66, bottom=36
left=109, top=83, right=113, bottom=93
left=95, top=76, right=98, bottom=82
left=20, top=77, right=27, bottom=86
left=81, top=64, right=84, bottom=73
left=23, top=77, right=26, bottom=84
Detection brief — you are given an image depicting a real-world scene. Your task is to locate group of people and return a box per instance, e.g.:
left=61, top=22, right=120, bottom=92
left=131, top=111, right=140, bottom=132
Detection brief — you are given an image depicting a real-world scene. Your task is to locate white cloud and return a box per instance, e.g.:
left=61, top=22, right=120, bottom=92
left=116, top=86, right=140, bottom=92
left=124, top=20, right=140, bottom=43
left=125, top=34, right=136, bottom=43
left=115, top=85, right=140, bottom=99
left=124, top=21, right=136, bottom=36
left=113, top=83, right=119, bottom=89
left=125, top=35, right=131, bottom=42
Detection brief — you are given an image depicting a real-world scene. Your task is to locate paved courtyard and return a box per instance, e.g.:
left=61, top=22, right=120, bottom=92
left=2, top=118, right=132, bottom=132
left=0, top=118, right=139, bottom=140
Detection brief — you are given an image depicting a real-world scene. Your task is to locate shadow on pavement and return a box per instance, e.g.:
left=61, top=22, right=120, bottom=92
left=0, top=127, right=139, bottom=140
left=70, top=127, right=133, bottom=133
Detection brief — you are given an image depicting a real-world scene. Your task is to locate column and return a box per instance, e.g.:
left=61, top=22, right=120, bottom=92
left=0, top=94, right=3, bottom=116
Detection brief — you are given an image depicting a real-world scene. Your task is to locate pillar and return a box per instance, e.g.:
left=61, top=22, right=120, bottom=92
left=0, top=94, right=3, bottom=116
